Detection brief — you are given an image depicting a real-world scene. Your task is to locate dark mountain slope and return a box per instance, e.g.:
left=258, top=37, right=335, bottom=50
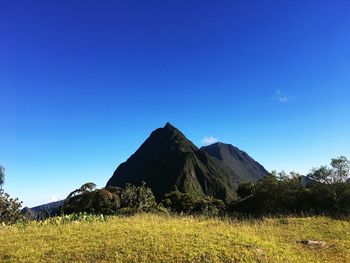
left=30, top=200, right=64, bottom=213
left=21, top=200, right=65, bottom=219
left=107, top=123, right=237, bottom=201
left=201, top=142, right=269, bottom=182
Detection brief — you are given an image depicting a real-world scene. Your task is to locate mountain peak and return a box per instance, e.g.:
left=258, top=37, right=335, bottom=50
left=207, top=142, right=225, bottom=147
left=107, top=124, right=268, bottom=201
left=164, top=122, right=174, bottom=129
left=107, top=124, right=236, bottom=201
left=152, top=122, right=188, bottom=144
left=161, top=122, right=179, bottom=134
left=201, top=142, right=268, bottom=182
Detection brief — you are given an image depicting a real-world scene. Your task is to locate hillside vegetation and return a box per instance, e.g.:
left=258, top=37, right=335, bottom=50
left=0, top=214, right=349, bottom=263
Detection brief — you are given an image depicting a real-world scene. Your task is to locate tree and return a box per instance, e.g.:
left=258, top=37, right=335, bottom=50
left=0, top=189, right=22, bottom=224
left=91, top=189, right=120, bottom=214
left=304, top=158, right=350, bottom=215
left=236, top=182, right=254, bottom=200
left=309, top=156, right=350, bottom=184
left=192, top=196, right=225, bottom=217
left=232, top=158, right=350, bottom=217
left=161, top=191, right=224, bottom=216
left=0, top=165, right=23, bottom=224
left=62, top=182, right=121, bottom=215
left=120, top=182, right=157, bottom=211
left=308, top=166, right=333, bottom=184
left=234, top=172, right=306, bottom=216
left=0, top=165, right=4, bottom=188
left=62, top=182, right=158, bottom=215
left=161, top=191, right=196, bottom=214
left=331, top=156, right=350, bottom=182
left=67, top=182, right=97, bottom=199
left=80, top=182, right=97, bottom=193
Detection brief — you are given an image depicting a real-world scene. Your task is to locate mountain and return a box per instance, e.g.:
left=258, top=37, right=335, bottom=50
left=201, top=142, right=269, bottom=182
left=30, top=200, right=64, bottom=213
left=22, top=200, right=64, bottom=219
left=107, top=123, right=238, bottom=201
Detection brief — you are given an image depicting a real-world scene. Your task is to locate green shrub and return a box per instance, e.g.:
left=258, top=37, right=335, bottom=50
left=161, top=191, right=224, bottom=216
left=62, top=183, right=121, bottom=215
left=119, top=182, right=157, bottom=211
left=0, top=189, right=22, bottom=224
left=62, top=182, right=157, bottom=215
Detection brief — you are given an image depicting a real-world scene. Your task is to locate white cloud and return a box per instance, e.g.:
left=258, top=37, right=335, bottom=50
left=274, top=90, right=289, bottom=103
left=202, top=136, right=218, bottom=146
left=48, top=195, right=60, bottom=203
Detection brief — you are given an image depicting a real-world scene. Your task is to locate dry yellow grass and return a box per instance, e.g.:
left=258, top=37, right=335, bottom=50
left=0, top=215, right=349, bottom=262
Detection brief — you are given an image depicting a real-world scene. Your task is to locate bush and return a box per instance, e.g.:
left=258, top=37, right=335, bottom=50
left=161, top=191, right=196, bottom=214
left=192, top=196, right=225, bottom=217
left=232, top=170, right=350, bottom=217
left=0, top=189, right=22, bottom=224
left=161, top=191, right=224, bottom=216
left=119, top=182, right=157, bottom=211
left=62, top=189, right=121, bottom=215
left=62, top=182, right=157, bottom=215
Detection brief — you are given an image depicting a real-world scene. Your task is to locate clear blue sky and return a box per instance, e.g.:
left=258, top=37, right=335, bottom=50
left=1, top=1, right=349, bottom=207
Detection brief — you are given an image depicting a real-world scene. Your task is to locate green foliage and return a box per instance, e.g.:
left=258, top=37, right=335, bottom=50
left=236, top=181, right=254, bottom=200
left=67, top=182, right=97, bottom=199
left=309, top=156, right=349, bottom=184
left=0, top=165, right=4, bottom=188
left=62, top=182, right=157, bottom=215
left=0, top=165, right=23, bottom=224
left=309, top=166, right=334, bottom=184
left=233, top=159, right=350, bottom=217
left=0, top=189, right=22, bottom=224
left=330, top=155, right=350, bottom=182
left=62, top=185, right=120, bottom=215
left=300, top=181, right=350, bottom=215
left=162, top=191, right=196, bottom=214
left=119, top=182, right=157, bottom=211
left=192, top=196, right=225, bottom=217
left=161, top=191, right=224, bottom=216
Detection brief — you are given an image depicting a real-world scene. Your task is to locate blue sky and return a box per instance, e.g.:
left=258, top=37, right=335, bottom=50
left=1, top=1, right=349, bottom=207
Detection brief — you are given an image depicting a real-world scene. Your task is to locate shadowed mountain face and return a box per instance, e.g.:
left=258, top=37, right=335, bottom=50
left=21, top=200, right=65, bottom=219
left=201, top=142, right=269, bottom=182
left=107, top=123, right=237, bottom=201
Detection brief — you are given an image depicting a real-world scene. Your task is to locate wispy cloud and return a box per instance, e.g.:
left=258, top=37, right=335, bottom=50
left=274, top=90, right=289, bottom=103
left=202, top=136, right=218, bottom=146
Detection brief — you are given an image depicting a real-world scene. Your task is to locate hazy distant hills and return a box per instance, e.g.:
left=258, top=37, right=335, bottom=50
left=201, top=142, right=269, bottom=182
left=107, top=123, right=268, bottom=201
left=30, top=200, right=64, bottom=213
left=22, top=200, right=64, bottom=218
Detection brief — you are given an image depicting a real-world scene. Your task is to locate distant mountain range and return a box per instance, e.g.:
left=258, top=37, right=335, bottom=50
left=22, top=200, right=64, bottom=218
left=30, top=200, right=64, bottom=213
left=107, top=122, right=269, bottom=201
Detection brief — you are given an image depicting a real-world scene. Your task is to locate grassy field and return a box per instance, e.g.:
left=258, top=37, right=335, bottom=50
left=0, top=215, right=349, bottom=262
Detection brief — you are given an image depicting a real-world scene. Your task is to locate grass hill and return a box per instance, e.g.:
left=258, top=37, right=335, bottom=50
left=0, top=215, right=348, bottom=262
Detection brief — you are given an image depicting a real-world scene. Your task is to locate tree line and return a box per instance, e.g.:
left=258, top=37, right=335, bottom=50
left=1, top=156, right=349, bottom=224
left=234, top=155, right=350, bottom=217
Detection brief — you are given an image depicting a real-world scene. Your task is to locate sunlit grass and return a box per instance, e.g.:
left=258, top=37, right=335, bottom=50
left=0, top=215, right=349, bottom=262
